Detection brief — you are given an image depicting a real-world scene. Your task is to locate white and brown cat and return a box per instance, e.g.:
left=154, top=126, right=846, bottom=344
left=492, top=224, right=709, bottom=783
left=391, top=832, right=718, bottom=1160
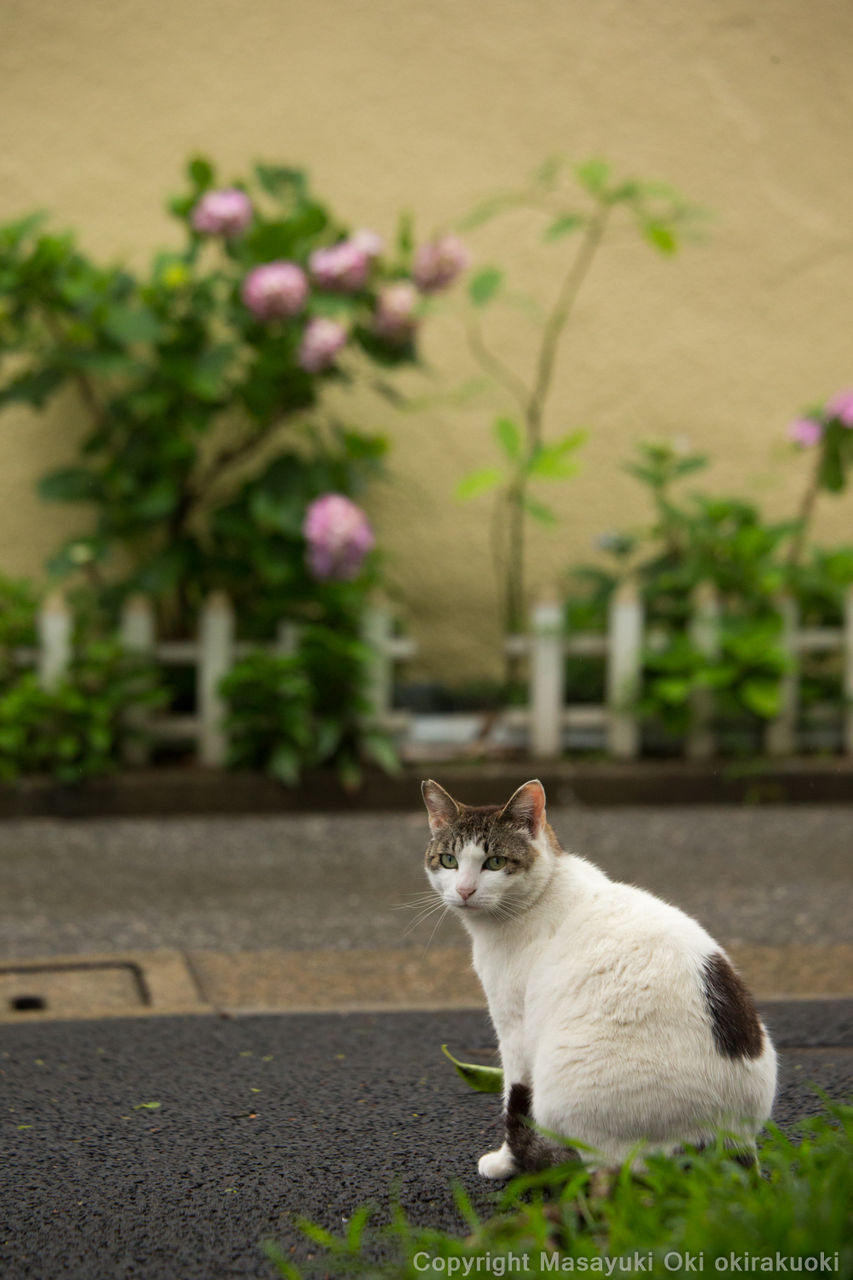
left=421, top=778, right=777, bottom=1176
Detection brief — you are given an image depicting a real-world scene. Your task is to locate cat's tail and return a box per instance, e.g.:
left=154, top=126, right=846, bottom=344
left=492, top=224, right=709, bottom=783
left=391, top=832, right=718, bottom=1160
left=505, top=1083, right=580, bottom=1173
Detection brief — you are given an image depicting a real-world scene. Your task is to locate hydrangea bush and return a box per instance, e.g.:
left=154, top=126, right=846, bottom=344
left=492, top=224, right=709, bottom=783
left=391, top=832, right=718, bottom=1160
left=0, top=157, right=466, bottom=782
left=563, top=402, right=853, bottom=752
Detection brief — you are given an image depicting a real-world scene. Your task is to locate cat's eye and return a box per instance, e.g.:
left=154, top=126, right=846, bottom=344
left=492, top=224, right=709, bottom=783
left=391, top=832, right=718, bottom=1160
left=483, top=855, right=507, bottom=871
left=439, top=852, right=458, bottom=869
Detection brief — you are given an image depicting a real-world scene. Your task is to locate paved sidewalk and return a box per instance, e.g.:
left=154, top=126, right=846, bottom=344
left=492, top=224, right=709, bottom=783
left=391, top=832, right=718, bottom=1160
left=1, top=804, right=851, bottom=954
left=1, top=804, right=851, bottom=1019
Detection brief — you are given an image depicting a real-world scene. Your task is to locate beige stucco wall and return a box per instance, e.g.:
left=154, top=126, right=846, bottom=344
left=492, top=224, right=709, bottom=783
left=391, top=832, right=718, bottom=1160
left=2, top=0, right=852, bottom=681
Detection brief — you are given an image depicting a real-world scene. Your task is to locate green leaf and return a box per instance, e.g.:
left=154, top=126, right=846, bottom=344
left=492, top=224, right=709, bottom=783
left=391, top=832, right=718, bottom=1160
left=468, top=266, right=503, bottom=307
left=133, top=1101, right=162, bottom=1111
left=396, top=210, right=414, bottom=257
left=45, top=535, right=109, bottom=578
left=643, top=222, right=678, bottom=255
left=103, top=305, right=162, bottom=345
left=457, top=193, right=522, bottom=231
left=441, top=1044, right=503, bottom=1093
left=455, top=467, right=504, bottom=500
left=740, top=678, right=781, bottom=719
left=544, top=214, right=585, bottom=242
left=336, top=752, right=363, bottom=792
left=187, top=156, right=215, bottom=189
left=38, top=466, right=100, bottom=503
left=0, top=366, right=66, bottom=408
left=254, top=165, right=306, bottom=201
left=532, top=154, right=563, bottom=187
left=526, top=431, right=586, bottom=480
left=129, top=482, right=179, bottom=522
left=575, top=158, right=611, bottom=197
left=522, top=496, right=559, bottom=526
left=360, top=730, right=400, bottom=776
left=653, top=677, right=691, bottom=705
left=63, top=350, right=138, bottom=378
left=269, top=744, right=301, bottom=785
left=494, top=416, right=522, bottom=461
left=818, top=440, right=846, bottom=494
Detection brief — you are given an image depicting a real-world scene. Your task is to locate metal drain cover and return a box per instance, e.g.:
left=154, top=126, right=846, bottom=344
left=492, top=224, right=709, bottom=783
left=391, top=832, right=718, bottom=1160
left=0, top=963, right=148, bottom=1016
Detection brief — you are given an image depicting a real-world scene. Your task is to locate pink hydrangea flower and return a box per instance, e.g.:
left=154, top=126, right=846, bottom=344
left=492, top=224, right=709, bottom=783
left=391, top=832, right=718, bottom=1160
left=826, top=389, right=853, bottom=427
left=298, top=317, right=348, bottom=373
left=191, top=188, right=253, bottom=238
left=350, top=228, right=384, bottom=259
left=373, top=281, right=419, bottom=344
left=787, top=417, right=823, bottom=447
left=309, top=240, right=370, bottom=292
left=241, top=261, right=308, bottom=320
left=413, top=233, right=470, bottom=292
left=303, top=494, right=375, bottom=581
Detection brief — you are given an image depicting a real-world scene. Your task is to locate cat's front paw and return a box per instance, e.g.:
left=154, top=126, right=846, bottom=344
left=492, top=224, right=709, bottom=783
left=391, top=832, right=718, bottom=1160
left=478, top=1143, right=517, bottom=1180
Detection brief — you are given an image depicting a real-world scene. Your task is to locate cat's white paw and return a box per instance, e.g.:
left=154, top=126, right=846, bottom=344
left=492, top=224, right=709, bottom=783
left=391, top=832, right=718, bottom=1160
left=478, top=1143, right=517, bottom=1180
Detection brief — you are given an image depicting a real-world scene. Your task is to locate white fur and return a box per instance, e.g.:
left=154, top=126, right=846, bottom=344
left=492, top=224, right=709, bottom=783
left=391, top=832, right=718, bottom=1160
left=427, top=819, right=777, bottom=1175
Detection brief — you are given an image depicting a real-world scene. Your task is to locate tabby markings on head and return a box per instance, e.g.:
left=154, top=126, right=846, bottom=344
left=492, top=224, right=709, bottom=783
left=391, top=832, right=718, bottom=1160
left=425, top=805, right=540, bottom=874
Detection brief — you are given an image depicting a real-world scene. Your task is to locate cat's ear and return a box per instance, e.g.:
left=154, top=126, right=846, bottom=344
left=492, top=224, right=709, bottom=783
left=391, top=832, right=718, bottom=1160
left=500, top=779, right=546, bottom=836
left=421, top=780, right=460, bottom=834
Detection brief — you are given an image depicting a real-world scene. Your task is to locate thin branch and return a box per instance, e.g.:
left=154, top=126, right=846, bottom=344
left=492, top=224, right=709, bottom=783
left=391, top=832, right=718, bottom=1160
left=786, top=451, right=823, bottom=571
left=41, top=312, right=108, bottom=432
left=170, top=419, right=283, bottom=537
left=464, top=313, right=530, bottom=418
left=526, top=203, right=611, bottom=448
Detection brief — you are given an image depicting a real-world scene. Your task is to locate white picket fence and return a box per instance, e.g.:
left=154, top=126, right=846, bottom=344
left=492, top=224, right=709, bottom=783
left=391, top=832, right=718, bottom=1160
left=507, top=582, right=853, bottom=760
left=16, top=582, right=853, bottom=766
left=26, top=591, right=415, bottom=767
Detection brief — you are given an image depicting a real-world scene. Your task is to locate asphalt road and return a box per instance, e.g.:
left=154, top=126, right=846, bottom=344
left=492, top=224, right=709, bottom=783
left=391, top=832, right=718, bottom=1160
left=2, top=1003, right=852, bottom=1280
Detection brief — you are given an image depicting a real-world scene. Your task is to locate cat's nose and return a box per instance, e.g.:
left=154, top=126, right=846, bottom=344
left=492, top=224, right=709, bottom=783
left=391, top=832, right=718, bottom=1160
left=457, top=883, right=476, bottom=901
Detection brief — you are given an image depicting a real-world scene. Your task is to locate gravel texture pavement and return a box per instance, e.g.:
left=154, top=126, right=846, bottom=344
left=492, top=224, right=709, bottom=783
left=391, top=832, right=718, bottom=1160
left=1, top=805, right=851, bottom=959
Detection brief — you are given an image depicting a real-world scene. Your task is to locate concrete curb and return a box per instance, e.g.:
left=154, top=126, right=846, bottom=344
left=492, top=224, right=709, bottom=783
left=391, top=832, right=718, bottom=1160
left=2, top=942, right=852, bottom=1023
left=0, top=757, right=852, bottom=818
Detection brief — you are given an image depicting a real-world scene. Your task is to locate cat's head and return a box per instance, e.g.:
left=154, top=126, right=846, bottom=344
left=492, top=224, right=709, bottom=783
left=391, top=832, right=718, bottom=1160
left=421, top=779, right=559, bottom=919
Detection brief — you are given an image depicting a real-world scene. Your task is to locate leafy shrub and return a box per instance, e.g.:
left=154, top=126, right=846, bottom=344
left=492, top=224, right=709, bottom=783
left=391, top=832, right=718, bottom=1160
left=455, top=157, right=705, bottom=656
left=565, top=442, right=853, bottom=748
left=220, top=626, right=399, bottom=789
left=0, top=157, right=467, bottom=775
left=0, top=159, right=462, bottom=630
left=0, top=639, right=165, bottom=782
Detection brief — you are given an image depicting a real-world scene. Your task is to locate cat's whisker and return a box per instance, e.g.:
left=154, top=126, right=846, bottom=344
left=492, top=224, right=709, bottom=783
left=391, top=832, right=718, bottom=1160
left=423, top=903, right=450, bottom=950
left=401, top=898, right=447, bottom=937
left=391, top=892, right=443, bottom=911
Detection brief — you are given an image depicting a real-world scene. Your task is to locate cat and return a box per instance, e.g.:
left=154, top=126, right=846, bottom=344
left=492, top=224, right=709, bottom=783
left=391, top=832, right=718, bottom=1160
left=421, top=778, right=777, bottom=1177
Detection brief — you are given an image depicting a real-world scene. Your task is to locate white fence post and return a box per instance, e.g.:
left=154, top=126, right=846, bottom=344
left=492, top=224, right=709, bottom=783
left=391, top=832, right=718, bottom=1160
left=37, top=591, right=72, bottom=691
left=607, top=581, right=643, bottom=759
left=120, top=594, right=156, bottom=766
left=529, top=595, right=565, bottom=758
left=765, top=595, right=798, bottom=757
left=197, top=592, right=234, bottom=766
left=687, top=582, right=720, bottom=759
left=361, top=602, right=394, bottom=723
left=840, top=586, right=845, bottom=752
left=274, top=620, right=300, bottom=657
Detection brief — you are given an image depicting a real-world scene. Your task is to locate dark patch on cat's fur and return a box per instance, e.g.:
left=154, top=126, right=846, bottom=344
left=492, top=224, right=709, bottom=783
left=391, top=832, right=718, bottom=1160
left=505, top=1082, right=580, bottom=1172
left=701, top=951, right=764, bottom=1060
